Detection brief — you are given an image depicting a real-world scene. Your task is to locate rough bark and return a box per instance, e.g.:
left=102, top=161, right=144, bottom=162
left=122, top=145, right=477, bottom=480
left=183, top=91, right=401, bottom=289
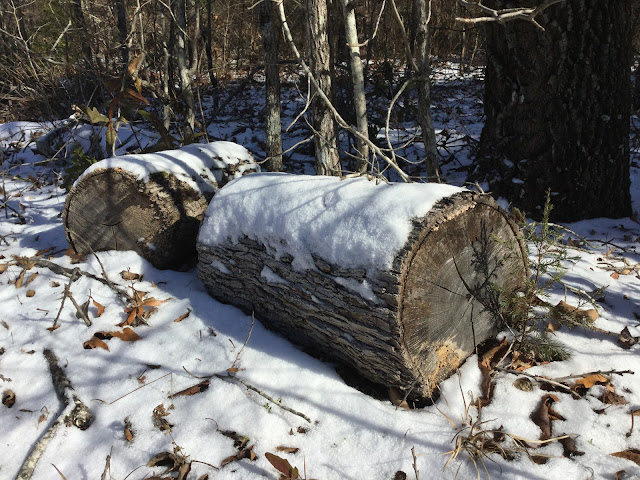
left=260, top=0, right=283, bottom=172
left=63, top=147, right=258, bottom=270
left=340, top=0, right=370, bottom=173
left=477, top=0, right=632, bottom=221
left=306, top=0, right=342, bottom=176
left=116, top=0, right=130, bottom=67
left=197, top=192, right=526, bottom=400
left=175, top=0, right=197, bottom=135
left=412, top=0, right=440, bottom=181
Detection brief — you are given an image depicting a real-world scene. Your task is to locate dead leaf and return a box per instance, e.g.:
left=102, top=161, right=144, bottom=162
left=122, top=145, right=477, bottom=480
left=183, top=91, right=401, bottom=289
left=26, top=289, right=35, bottom=297
left=394, top=472, right=408, bottom=480
left=0, top=320, right=8, bottom=330
left=226, top=367, right=239, bottom=374
left=276, top=446, right=299, bottom=454
left=93, top=300, right=105, bottom=317
left=142, top=297, right=170, bottom=307
left=553, top=300, right=598, bottom=324
left=51, top=281, right=60, bottom=287
left=388, top=387, right=409, bottom=409
left=264, top=452, right=298, bottom=478
left=65, top=247, right=85, bottom=263
left=152, top=404, right=173, bottom=433
left=611, top=449, right=640, bottom=467
left=25, top=272, right=38, bottom=286
left=83, top=337, right=110, bottom=351
left=124, top=417, right=134, bottom=442
left=600, top=387, right=628, bottom=406
left=619, top=327, right=640, bottom=349
left=615, top=471, right=628, bottom=480
left=173, top=309, right=191, bottom=323
left=559, top=436, right=584, bottom=457
left=221, top=446, right=256, bottom=468
left=573, top=374, right=609, bottom=390
left=611, top=271, right=620, bottom=280
left=530, top=394, right=560, bottom=440
left=147, top=451, right=180, bottom=469
left=0, top=263, right=7, bottom=274
left=2, top=389, right=15, bottom=408
left=47, top=324, right=61, bottom=332
left=219, top=430, right=250, bottom=449
left=76, top=299, right=89, bottom=320
left=170, top=380, right=210, bottom=398
left=15, top=269, right=25, bottom=288
left=94, top=327, right=141, bottom=342
left=120, top=270, right=143, bottom=281
left=513, top=377, right=534, bottom=392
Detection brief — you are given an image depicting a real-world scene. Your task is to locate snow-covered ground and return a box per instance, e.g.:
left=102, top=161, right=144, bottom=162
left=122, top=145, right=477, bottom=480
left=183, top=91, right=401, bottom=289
left=1, top=68, right=640, bottom=480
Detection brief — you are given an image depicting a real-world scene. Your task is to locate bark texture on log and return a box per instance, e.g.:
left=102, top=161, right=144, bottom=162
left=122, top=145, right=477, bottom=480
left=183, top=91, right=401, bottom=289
left=64, top=142, right=258, bottom=269
left=197, top=182, right=526, bottom=400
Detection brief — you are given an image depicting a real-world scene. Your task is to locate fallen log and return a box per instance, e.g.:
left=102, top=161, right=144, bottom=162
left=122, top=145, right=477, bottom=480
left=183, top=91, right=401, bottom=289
left=63, top=142, right=259, bottom=269
left=196, top=174, right=527, bottom=400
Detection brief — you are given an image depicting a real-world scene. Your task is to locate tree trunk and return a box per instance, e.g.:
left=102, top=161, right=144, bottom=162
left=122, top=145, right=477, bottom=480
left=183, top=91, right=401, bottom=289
left=412, top=0, right=439, bottom=181
left=197, top=175, right=527, bottom=400
left=340, top=0, right=369, bottom=173
left=116, top=0, right=130, bottom=67
left=63, top=143, right=259, bottom=269
left=175, top=0, right=196, bottom=135
left=306, top=0, right=342, bottom=176
left=260, top=0, right=283, bottom=172
left=477, top=0, right=632, bottom=221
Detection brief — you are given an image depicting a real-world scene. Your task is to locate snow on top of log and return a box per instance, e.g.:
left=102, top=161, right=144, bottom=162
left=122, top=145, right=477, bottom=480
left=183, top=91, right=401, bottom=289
left=77, top=141, right=258, bottom=193
left=198, top=173, right=464, bottom=273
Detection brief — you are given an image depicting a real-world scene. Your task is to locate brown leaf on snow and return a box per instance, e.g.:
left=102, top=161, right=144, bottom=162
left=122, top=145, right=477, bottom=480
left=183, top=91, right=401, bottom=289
left=0, top=320, right=8, bottom=330
left=611, top=449, right=640, bottom=467
left=2, top=389, right=16, bottom=408
left=93, top=300, right=105, bottom=317
left=276, top=446, right=299, bottom=454
left=219, top=430, right=250, bottom=450
left=559, top=436, right=584, bottom=458
left=611, top=271, right=620, bottom=280
left=152, top=404, right=173, bottom=433
left=0, top=263, right=7, bottom=274
left=83, top=337, right=110, bottom=351
left=553, top=300, right=598, bottom=325
left=26, top=289, right=35, bottom=297
left=619, top=327, right=640, bottom=349
left=51, top=281, right=60, bottom=287
left=124, top=417, right=134, bottom=442
left=142, top=297, right=170, bottom=307
left=572, top=374, right=609, bottom=391
left=120, top=270, right=143, bottom=281
left=530, top=394, right=560, bottom=440
left=147, top=451, right=180, bottom=469
left=221, top=446, right=256, bottom=468
left=173, top=309, right=191, bottom=323
left=264, top=452, right=297, bottom=478
left=170, top=380, right=210, bottom=398
left=25, top=272, right=38, bottom=286
left=388, top=387, right=409, bottom=409
left=600, top=386, right=628, bottom=406
left=65, top=247, right=85, bottom=264
left=46, top=324, right=61, bottom=332
left=94, top=327, right=141, bottom=342
left=15, top=269, right=25, bottom=288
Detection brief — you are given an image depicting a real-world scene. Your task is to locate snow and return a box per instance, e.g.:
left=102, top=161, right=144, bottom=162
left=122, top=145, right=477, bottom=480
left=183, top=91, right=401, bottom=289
left=1, top=69, right=640, bottom=480
left=199, top=173, right=463, bottom=274
left=78, top=141, right=257, bottom=193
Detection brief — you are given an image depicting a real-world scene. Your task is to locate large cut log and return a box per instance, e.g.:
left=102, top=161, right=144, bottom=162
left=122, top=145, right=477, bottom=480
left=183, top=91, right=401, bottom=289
left=196, top=174, right=527, bottom=400
left=64, top=142, right=259, bottom=269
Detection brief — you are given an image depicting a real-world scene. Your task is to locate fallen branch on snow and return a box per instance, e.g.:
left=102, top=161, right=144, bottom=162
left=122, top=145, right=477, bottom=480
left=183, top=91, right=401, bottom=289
left=16, top=349, right=93, bottom=480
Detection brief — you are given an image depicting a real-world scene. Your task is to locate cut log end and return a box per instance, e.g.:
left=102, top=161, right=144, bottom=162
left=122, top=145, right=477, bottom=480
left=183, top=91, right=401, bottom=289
left=399, top=195, right=526, bottom=396
left=64, top=169, right=208, bottom=269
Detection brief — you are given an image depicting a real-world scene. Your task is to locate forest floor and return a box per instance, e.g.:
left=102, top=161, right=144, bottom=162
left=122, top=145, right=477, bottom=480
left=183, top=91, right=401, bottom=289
left=1, top=64, right=640, bottom=480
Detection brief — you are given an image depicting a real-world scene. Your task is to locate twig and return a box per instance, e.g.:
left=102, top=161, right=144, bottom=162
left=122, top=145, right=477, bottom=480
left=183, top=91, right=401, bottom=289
left=231, top=313, right=254, bottom=370
left=493, top=367, right=582, bottom=399
left=455, top=0, right=564, bottom=30
left=16, top=349, right=93, bottom=480
left=52, top=268, right=79, bottom=328
left=215, top=373, right=312, bottom=423
left=411, top=446, right=420, bottom=480
left=108, top=373, right=171, bottom=404
left=100, top=447, right=112, bottom=480
left=67, top=291, right=92, bottom=327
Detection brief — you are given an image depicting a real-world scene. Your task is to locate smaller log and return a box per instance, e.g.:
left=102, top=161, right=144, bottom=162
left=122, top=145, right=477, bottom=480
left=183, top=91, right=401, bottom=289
left=63, top=142, right=259, bottom=269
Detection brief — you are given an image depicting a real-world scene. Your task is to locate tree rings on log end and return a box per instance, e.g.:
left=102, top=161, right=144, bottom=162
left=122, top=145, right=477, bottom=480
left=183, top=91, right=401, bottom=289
left=398, top=193, right=527, bottom=397
left=64, top=169, right=209, bottom=269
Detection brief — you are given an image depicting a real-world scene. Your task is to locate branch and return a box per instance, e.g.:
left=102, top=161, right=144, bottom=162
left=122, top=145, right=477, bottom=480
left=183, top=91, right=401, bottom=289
left=455, top=0, right=565, bottom=31
left=16, top=349, right=93, bottom=480
left=274, top=0, right=410, bottom=182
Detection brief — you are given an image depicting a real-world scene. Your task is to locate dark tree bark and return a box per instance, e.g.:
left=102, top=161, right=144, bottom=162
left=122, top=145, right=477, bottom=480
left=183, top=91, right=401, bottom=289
left=477, top=0, right=632, bottom=221
left=116, top=0, right=130, bottom=67
left=260, top=0, right=283, bottom=172
left=306, top=0, right=342, bottom=176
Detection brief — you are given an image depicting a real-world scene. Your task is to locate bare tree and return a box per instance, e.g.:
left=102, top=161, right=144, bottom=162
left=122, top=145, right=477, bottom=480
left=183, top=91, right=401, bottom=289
left=175, top=0, right=200, bottom=135
left=306, top=0, right=342, bottom=176
left=260, top=0, right=283, bottom=171
left=340, top=0, right=370, bottom=173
